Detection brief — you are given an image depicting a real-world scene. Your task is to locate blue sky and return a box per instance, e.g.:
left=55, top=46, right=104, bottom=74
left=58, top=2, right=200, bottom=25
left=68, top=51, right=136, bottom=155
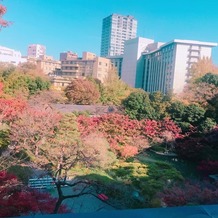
left=1, top=0, right=218, bottom=64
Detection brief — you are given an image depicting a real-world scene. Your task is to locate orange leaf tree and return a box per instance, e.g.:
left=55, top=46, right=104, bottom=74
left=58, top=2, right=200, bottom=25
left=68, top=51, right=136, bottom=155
left=65, top=78, right=100, bottom=104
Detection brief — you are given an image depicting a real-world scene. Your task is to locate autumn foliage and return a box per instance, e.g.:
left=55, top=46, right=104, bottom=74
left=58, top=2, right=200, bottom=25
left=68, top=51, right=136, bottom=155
left=10, top=105, right=62, bottom=157
left=0, top=3, right=10, bottom=29
left=0, top=171, right=69, bottom=217
left=197, top=160, right=218, bottom=176
left=77, top=114, right=181, bottom=158
left=65, top=78, right=100, bottom=104
left=175, top=127, right=218, bottom=161
left=0, top=98, right=27, bottom=123
left=159, top=180, right=218, bottom=207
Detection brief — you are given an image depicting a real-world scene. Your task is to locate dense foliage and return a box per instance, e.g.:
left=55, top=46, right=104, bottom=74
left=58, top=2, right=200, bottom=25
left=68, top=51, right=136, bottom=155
left=1, top=59, right=218, bottom=213
left=77, top=113, right=181, bottom=158
left=122, top=90, right=156, bottom=120
left=175, top=127, right=218, bottom=161
left=0, top=65, right=50, bottom=98
left=159, top=180, right=218, bottom=207
left=99, top=69, right=133, bottom=105
left=0, top=171, right=69, bottom=217
left=65, top=78, right=100, bottom=104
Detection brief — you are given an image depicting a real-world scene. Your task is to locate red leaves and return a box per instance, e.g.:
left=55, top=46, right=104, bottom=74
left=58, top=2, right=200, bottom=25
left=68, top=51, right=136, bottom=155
left=159, top=180, right=218, bottom=207
left=175, top=127, right=218, bottom=161
left=120, top=145, right=138, bottom=158
left=0, top=5, right=6, bottom=15
left=77, top=114, right=181, bottom=158
left=0, top=4, right=10, bottom=29
left=141, top=119, right=159, bottom=138
left=0, top=171, right=69, bottom=217
left=197, top=160, right=218, bottom=176
left=141, top=118, right=181, bottom=139
left=0, top=98, right=27, bottom=123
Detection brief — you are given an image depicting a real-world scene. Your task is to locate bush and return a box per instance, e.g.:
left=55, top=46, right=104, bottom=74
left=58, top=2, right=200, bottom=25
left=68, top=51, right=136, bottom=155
left=122, top=90, right=155, bottom=120
left=159, top=180, right=218, bottom=207
left=175, top=127, right=218, bottom=161
left=197, top=160, right=218, bottom=176
left=7, top=165, right=32, bottom=184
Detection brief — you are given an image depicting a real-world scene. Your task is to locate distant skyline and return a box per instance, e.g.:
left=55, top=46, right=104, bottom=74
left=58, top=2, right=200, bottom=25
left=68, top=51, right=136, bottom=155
left=1, top=0, right=218, bottom=64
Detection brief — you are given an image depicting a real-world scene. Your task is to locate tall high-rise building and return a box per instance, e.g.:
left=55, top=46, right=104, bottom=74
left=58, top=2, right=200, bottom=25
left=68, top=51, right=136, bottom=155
left=100, top=14, right=137, bottom=57
left=27, top=44, right=46, bottom=58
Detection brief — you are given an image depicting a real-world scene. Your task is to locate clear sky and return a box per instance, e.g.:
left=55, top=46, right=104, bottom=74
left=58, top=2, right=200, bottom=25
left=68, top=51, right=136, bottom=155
left=1, top=0, right=218, bottom=64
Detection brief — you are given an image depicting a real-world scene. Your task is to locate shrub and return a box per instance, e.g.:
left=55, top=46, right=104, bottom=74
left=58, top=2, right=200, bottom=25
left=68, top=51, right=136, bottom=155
left=159, top=180, right=218, bottom=207
left=197, top=160, right=218, bottom=176
left=7, top=165, right=32, bottom=184
left=175, top=127, right=218, bottom=161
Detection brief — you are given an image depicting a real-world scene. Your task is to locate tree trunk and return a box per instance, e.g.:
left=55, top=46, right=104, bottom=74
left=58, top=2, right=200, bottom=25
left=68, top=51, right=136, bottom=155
left=54, top=198, right=63, bottom=214
left=53, top=181, right=63, bottom=214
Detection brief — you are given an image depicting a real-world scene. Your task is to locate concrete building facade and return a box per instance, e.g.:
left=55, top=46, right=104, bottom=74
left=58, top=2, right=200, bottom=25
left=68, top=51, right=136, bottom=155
left=52, top=51, right=111, bottom=87
left=27, top=44, right=46, bottom=58
left=121, top=37, right=154, bottom=87
left=100, top=14, right=137, bottom=57
left=0, top=46, right=26, bottom=65
left=107, top=55, right=123, bottom=77
left=121, top=38, right=217, bottom=94
left=36, top=55, right=61, bottom=75
left=142, top=40, right=217, bottom=94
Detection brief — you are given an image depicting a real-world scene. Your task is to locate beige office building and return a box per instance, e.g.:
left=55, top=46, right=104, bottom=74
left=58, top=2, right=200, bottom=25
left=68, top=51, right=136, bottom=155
left=57, top=52, right=111, bottom=85
left=36, top=55, right=61, bottom=75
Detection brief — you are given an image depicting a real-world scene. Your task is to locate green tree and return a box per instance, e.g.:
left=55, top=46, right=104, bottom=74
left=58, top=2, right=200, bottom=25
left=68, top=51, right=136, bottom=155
left=41, top=113, right=81, bottom=171
left=149, top=91, right=171, bottom=119
left=198, top=117, right=216, bottom=133
left=167, top=101, right=186, bottom=123
left=206, top=94, right=218, bottom=122
left=122, top=90, right=155, bottom=120
left=197, top=72, right=218, bottom=87
left=183, top=104, right=205, bottom=126
left=2, top=71, right=50, bottom=97
left=100, top=69, right=133, bottom=105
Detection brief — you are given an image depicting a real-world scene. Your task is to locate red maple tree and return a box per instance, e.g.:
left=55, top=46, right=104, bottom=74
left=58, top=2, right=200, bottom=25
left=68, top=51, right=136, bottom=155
left=0, top=171, right=69, bottom=217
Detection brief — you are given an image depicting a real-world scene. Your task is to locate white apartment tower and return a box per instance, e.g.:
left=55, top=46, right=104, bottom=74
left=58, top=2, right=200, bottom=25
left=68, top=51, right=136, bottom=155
left=100, top=14, right=137, bottom=57
left=27, top=44, right=46, bottom=58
